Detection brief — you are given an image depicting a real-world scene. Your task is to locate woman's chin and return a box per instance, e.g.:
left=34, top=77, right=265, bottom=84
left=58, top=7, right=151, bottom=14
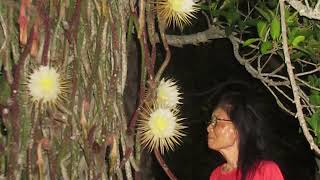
left=208, top=142, right=218, bottom=150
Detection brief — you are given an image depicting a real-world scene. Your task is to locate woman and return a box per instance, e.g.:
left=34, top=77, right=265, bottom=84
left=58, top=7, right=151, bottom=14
left=207, top=90, right=284, bottom=180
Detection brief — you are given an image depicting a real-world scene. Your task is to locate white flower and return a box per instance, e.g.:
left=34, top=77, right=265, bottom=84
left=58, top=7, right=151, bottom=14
left=138, top=107, right=186, bottom=153
left=156, top=0, right=199, bottom=29
left=148, top=108, right=176, bottom=138
left=156, top=78, right=182, bottom=109
left=27, top=66, right=62, bottom=104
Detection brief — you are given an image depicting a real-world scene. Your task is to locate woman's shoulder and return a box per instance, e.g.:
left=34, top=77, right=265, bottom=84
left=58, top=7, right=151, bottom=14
left=254, top=160, right=284, bottom=180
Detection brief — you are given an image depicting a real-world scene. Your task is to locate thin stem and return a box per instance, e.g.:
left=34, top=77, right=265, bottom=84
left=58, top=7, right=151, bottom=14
left=154, top=149, right=177, bottom=180
left=296, top=77, right=320, bottom=92
left=154, top=22, right=171, bottom=82
left=296, top=66, right=320, bottom=77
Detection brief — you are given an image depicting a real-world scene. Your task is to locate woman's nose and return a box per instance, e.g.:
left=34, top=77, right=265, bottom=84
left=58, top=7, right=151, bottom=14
left=207, top=125, right=212, bottom=133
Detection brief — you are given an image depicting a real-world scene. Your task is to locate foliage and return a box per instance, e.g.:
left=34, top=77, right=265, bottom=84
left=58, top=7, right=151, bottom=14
left=201, top=0, right=320, bottom=151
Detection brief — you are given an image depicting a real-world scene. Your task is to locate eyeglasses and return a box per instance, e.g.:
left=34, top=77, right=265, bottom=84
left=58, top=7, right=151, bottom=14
left=207, top=115, right=232, bottom=127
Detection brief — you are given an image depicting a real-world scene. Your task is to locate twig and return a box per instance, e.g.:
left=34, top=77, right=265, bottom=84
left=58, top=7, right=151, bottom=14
left=280, top=0, right=320, bottom=154
left=273, top=84, right=295, bottom=103
left=296, top=59, right=318, bottom=66
left=296, top=66, right=320, bottom=77
left=262, top=81, right=295, bottom=115
left=260, top=53, right=275, bottom=72
left=316, top=0, right=320, bottom=9
left=304, top=0, right=310, bottom=9
left=299, top=89, right=314, bottom=115
left=154, top=149, right=177, bottom=180
left=296, top=77, right=320, bottom=92
left=270, top=63, right=286, bottom=75
left=261, top=73, right=289, bottom=81
left=154, top=22, right=171, bottom=82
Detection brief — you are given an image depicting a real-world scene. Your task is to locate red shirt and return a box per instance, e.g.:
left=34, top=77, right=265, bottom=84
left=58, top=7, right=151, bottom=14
left=210, top=161, right=284, bottom=180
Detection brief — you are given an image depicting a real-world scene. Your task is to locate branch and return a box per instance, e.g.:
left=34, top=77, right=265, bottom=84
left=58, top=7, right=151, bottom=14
left=280, top=0, right=320, bottom=155
left=162, top=25, right=225, bottom=47
left=285, top=0, right=320, bottom=20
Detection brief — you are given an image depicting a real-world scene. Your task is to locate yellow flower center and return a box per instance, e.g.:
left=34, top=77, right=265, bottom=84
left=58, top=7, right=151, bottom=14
left=28, top=66, right=61, bottom=103
left=153, top=115, right=167, bottom=132
left=39, top=78, right=55, bottom=92
left=168, top=0, right=194, bottom=12
left=148, top=108, right=176, bottom=138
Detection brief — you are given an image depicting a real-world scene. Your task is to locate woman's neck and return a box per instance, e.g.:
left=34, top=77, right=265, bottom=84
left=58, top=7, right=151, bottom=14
left=219, top=144, right=239, bottom=172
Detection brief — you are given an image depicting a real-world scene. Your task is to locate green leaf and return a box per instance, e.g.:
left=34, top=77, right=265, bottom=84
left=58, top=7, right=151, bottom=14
left=260, top=41, right=272, bottom=54
left=244, top=19, right=258, bottom=27
left=308, top=111, right=320, bottom=137
left=209, top=2, right=218, bottom=12
left=221, top=8, right=240, bottom=25
left=242, top=38, right=260, bottom=47
left=286, top=11, right=299, bottom=26
left=255, top=6, right=272, bottom=22
left=257, top=21, right=268, bottom=40
left=292, top=35, right=305, bottom=47
left=270, top=17, right=280, bottom=40
left=307, top=116, right=317, bottom=134
left=310, top=93, right=320, bottom=106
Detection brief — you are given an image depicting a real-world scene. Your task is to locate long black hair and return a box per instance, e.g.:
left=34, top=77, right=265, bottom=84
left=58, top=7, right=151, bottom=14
left=213, top=86, right=274, bottom=180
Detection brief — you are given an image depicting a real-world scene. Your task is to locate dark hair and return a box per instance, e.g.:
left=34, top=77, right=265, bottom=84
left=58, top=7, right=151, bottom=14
left=214, top=89, right=272, bottom=180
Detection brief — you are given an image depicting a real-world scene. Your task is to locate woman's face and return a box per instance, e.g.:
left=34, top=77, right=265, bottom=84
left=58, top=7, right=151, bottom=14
left=207, top=107, right=238, bottom=151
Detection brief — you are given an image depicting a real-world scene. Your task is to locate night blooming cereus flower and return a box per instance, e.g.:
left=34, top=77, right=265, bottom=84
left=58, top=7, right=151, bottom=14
left=138, top=107, right=185, bottom=153
left=156, top=0, right=199, bottom=29
left=27, top=66, right=67, bottom=106
left=156, top=78, right=182, bottom=109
